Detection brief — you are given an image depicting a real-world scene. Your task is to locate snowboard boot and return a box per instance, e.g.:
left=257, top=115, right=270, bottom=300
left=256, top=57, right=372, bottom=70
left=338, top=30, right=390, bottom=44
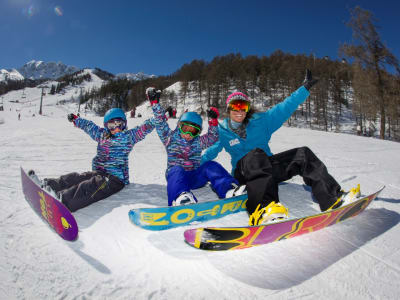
left=327, top=184, right=361, bottom=211
left=28, top=170, right=43, bottom=186
left=225, top=183, right=247, bottom=198
left=28, top=171, right=60, bottom=200
left=173, top=192, right=197, bottom=206
left=249, top=201, right=289, bottom=226
left=42, top=179, right=59, bottom=199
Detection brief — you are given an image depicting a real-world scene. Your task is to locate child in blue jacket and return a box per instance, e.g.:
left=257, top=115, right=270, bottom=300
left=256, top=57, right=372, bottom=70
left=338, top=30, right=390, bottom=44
left=202, top=70, right=360, bottom=225
left=42, top=108, right=155, bottom=212
left=146, top=88, right=244, bottom=206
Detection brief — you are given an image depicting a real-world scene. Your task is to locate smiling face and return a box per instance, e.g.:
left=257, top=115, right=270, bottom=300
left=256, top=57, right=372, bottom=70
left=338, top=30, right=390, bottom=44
left=110, top=127, right=122, bottom=134
left=179, top=122, right=201, bottom=141
left=181, top=132, right=194, bottom=141
left=106, top=118, right=126, bottom=134
left=229, top=109, right=247, bottom=123
left=227, top=98, right=250, bottom=123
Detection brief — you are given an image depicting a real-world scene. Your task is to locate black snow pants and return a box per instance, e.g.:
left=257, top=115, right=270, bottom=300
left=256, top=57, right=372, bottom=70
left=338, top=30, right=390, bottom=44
left=233, top=147, right=342, bottom=215
left=45, top=170, right=125, bottom=212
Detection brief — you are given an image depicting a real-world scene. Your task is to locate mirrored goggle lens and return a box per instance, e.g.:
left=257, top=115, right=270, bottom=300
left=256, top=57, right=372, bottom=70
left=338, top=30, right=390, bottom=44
left=229, top=100, right=250, bottom=112
left=107, top=119, right=125, bottom=130
left=179, top=123, right=201, bottom=137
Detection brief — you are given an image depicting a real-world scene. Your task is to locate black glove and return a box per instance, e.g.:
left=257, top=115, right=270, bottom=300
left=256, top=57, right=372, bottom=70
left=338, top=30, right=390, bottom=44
left=146, top=87, right=161, bottom=105
left=207, top=107, right=219, bottom=126
left=302, top=69, right=318, bottom=91
left=67, top=113, right=78, bottom=122
left=207, top=107, right=219, bottom=119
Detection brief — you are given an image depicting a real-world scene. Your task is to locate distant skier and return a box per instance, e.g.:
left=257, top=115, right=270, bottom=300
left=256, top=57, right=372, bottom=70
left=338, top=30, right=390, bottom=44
left=166, top=106, right=173, bottom=118
left=146, top=87, right=245, bottom=206
left=202, top=69, right=361, bottom=225
left=40, top=108, right=155, bottom=212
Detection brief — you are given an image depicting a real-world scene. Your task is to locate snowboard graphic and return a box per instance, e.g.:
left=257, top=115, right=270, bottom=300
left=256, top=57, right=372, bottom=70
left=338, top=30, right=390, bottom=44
left=184, top=186, right=385, bottom=251
left=129, top=194, right=247, bottom=231
left=20, top=167, right=78, bottom=241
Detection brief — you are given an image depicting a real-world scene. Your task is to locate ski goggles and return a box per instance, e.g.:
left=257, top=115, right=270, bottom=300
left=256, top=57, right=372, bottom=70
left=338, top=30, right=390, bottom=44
left=228, top=100, right=250, bottom=112
left=106, top=118, right=126, bottom=130
left=179, top=122, right=201, bottom=137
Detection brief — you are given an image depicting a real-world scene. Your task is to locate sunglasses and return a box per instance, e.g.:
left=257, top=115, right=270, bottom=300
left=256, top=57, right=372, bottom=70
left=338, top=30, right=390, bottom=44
left=179, top=122, right=201, bottom=137
left=106, top=118, right=126, bottom=130
left=228, top=100, right=250, bottom=112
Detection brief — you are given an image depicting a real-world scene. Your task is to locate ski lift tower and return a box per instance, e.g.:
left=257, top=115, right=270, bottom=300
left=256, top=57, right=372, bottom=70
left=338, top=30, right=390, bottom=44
left=78, top=87, right=84, bottom=113
left=37, top=84, right=48, bottom=115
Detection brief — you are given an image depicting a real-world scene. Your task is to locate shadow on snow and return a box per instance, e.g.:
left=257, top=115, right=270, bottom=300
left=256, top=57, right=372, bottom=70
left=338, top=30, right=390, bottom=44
left=146, top=182, right=400, bottom=290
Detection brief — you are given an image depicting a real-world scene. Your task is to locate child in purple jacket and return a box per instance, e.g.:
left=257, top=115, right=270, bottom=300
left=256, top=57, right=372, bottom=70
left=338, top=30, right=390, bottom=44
left=146, top=87, right=245, bottom=206
left=41, top=108, right=155, bottom=212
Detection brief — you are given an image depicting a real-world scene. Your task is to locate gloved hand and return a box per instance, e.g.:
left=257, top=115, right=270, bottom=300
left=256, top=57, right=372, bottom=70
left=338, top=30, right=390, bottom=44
left=146, top=87, right=161, bottom=105
left=67, top=113, right=78, bottom=123
left=207, top=107, right=219, bottom=126
left=302, top=69, right=318, bottom=91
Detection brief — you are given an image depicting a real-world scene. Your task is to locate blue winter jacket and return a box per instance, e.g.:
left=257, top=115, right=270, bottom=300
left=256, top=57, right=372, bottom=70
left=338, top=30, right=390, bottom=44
left=151, top=103, right=218, bottom=176
left=74, top=117, right=155, bottom=184
left=201, top=86, right=310, bottom=174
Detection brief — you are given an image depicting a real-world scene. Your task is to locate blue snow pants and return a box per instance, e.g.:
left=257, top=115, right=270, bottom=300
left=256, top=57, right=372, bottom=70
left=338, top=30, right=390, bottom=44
left=166, top=161, right=238, bottom=206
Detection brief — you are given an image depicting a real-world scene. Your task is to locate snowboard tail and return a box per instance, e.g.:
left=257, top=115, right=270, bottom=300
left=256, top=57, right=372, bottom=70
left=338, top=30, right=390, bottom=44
left=184, top=186, right=385, bottom=251
left=20, top=167, right=78, bottom=241
left=129, top=194, right=248, bottom=231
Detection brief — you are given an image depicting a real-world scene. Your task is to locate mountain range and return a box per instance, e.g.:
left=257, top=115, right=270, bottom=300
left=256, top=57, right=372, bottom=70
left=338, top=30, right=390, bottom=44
left=17, top=60, right=80, bottom=80
left=0, top=60, right=154, bottom=82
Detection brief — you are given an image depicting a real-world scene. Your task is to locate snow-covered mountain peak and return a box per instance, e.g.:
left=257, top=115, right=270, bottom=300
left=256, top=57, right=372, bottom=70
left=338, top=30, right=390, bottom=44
left=26, top=60, right=43, bottom=68
left=0, top=68, right=24, bottom=81
left=17, top=60, right=80, bottom=80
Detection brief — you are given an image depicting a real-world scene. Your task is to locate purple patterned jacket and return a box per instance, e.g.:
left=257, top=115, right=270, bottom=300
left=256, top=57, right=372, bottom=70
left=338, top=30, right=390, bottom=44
left=151, top=103, right=218, bottom=176
left=74, top=117, right=155, bottom=184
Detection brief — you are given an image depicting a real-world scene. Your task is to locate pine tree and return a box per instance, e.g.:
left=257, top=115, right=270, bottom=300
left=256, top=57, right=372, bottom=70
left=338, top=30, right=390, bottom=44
left=340, top=6, right=400, bottom=139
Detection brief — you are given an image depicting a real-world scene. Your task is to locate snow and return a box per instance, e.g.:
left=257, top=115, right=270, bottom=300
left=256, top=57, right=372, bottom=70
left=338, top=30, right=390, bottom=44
left=115, top=72, right=155, bottom=81
left=0, top=69, right=24, bottom=82
left=1, top=59, right=155, bottom=83
left=0, top=69, right=104, bottom=119
left=1, top=88, right=400, bottom=300
left=17, top=60, right=80, bottom=80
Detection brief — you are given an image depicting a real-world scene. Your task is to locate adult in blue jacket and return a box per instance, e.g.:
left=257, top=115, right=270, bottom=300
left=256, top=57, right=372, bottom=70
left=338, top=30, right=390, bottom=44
left=202, top=70, right=360, bottom=226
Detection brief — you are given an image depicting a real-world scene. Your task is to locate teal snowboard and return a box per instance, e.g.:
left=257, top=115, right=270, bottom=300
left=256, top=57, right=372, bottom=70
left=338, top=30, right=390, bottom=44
left=129, top=194, right=247, bottom=230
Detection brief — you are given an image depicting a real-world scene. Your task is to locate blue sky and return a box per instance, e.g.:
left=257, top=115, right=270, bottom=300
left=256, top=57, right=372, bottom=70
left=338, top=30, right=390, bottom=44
left=1, top=0, right=399, bottom=76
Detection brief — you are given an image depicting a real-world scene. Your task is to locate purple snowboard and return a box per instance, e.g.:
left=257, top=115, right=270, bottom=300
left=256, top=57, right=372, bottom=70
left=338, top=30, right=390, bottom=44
left=184, top=186, right=385, bottom=251
left=21, top=167, right=78, bottom=241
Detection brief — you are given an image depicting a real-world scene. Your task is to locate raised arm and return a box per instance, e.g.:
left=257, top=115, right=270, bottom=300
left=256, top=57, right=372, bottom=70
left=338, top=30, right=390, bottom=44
left=127, top=118, right=155, bottom=144
left=151, top=103, right=172, bottom=146
left=263, top=69, right=318, bottom=134
left=199, top=107, right=220, bottom=150
left=68, top=113, right=105, bottom=142
left=146, top=87, right=173, bottom=146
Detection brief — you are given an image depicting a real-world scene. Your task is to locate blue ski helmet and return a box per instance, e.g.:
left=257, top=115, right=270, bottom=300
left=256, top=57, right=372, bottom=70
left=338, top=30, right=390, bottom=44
left=180, top=111, right=202, bottom=129
left=104, top=108, right=127, bottom=127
